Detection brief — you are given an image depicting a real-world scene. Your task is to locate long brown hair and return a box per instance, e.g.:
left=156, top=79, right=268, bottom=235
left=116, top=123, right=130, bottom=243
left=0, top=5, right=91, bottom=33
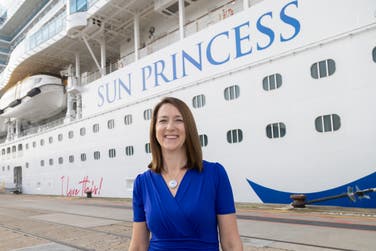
left=148, top=97, right=203, bottom=173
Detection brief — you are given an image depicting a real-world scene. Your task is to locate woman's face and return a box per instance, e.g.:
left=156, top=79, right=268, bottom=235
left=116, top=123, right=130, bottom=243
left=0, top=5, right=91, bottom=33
left=155, top=103, right=186, bottom=154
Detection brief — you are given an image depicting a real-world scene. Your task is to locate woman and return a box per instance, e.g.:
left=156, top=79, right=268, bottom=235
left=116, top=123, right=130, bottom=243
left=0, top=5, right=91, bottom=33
left=129, top=97, right=243, bottom=251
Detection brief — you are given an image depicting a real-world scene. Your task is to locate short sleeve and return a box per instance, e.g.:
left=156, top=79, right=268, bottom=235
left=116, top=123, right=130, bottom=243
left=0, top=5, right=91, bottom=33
left=215, top=163, right=236, bottom=215
left=132, top=174, right=146, bottom=222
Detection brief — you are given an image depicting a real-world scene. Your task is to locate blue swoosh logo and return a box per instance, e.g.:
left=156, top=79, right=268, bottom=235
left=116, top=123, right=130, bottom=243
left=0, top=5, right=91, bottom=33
left=247, top=171, right=376, bottom=208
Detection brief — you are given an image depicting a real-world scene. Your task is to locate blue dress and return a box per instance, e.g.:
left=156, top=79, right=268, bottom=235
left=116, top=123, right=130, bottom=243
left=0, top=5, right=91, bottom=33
left=132, top=160, right=236, bottom=251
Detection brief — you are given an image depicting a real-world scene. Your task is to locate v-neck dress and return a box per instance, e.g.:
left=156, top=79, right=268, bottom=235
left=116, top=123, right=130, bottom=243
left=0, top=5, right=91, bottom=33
left=132, top=160, right=236, bottom=251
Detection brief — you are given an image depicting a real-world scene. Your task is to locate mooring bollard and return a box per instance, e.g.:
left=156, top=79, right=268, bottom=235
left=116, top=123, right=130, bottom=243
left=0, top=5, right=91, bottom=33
left=290, top=194, right=307, bottom=208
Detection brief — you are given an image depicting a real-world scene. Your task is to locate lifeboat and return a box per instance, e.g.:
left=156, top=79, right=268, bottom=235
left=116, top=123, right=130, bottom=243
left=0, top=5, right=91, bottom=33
left=0, top=75, right=66, bottom=123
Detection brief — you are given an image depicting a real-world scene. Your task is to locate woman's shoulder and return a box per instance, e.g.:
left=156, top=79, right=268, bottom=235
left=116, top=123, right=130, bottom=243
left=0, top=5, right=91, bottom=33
left=135, top=169, right=153, bottom=183
left=202, top=160, right=226, bottom=173
left=202, top=160, right=231, bottom=189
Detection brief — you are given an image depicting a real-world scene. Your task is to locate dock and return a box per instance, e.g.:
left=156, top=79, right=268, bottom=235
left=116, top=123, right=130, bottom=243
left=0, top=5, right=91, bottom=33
left=0, top=194, right=375, bottom=251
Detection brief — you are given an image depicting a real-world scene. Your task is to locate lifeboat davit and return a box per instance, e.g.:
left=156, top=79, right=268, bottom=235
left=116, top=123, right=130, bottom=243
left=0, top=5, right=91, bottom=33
left=0, top=75, right=66, bottom=122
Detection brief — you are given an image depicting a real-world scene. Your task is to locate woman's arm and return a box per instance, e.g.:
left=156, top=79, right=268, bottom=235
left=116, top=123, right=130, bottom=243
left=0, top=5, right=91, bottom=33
left=218, top=213, right=243, bottom=251
left=128, top=222, right=150, bottom=251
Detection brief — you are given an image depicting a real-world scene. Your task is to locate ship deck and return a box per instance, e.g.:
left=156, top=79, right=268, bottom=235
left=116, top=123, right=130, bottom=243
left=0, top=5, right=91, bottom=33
left=0, top=194, right=375, bottom=251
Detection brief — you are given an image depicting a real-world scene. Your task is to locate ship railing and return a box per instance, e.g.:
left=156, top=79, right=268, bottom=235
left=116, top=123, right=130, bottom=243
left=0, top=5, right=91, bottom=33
left=80, top=0, right=241, bottom=86
left=21, top=117, right=65, bottom=137
left=0, top=135, right=6, bottom=144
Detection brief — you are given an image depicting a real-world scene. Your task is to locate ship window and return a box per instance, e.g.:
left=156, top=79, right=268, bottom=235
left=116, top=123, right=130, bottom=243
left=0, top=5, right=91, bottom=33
left=263, top=73, right=282, bottom=91
left=315, top=114, right=341, bottom=132
left=49, top=159, right=53, bottom=166
left=7, top=166, right=10, bottom=171
left=58, top=157, right=63, bottom=164
left=80, top=127, right=86, bottom=136
left=144, top=109, right=153, bottom=120
left=124, top=114, right=133, bottom=125
left=25, top=144, right=29, bottom=150
left=109, top=148, right=116, bottom=158
left=7, top=147, right=10, bottom=154
left=12, top=146, right=16, bottom=152
left=93, top=123, right=99, bottom=133
left=25, top=162, right=29, bottom=168
left=70, top=0, right=88, bottom=14
left=40, top=139, right=45, bottom=146
left=108, top=119, right=115, bottom=129
left=224, top=85, right=240, bottom=100
left=125, top=146, right=134, bottom=156
left=1, top=149, right=5, bottom=155
left=81, top=153, right=86, bottom=161
left=193, top=95, right=206, bottom=108
left=18, top=144, right=22, bottom=151
left=145, top=143, right=151, bottom=154
left=32, top=142, right=36, bottom=148
left=48, top=24, right=56, bottom=41
left=94, top=151, right=101, bottom=160
left=49, top=137, right=53, bottom=144
left=199, top=134, right=208, bottom=147
left=41, top=160, right=45, bottom=167
left=227, top=129, right=243, bottom=143
left=69, top=155, right=74, bottom=163
left=42, top=26, right=48, bottom=41
left=311, top=59, right=336, bottom=79
left=266, top=122, right=286, bottom=138
left=2, top=166, right=4, bottom=171
left=373, top=47, right=376, bottom=63
left=68, top=131, right=74, bottom=139
left=58, top=134, right=63, bottom=141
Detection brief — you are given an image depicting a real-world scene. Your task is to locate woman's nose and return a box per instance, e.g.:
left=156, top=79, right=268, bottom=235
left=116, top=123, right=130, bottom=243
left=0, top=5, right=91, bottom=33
left=166, top=120, right=175, bottom=129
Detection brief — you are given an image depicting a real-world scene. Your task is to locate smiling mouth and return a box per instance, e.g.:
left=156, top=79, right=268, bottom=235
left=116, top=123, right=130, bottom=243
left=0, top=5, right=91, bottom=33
left=165, top=135, right=178, bottom=139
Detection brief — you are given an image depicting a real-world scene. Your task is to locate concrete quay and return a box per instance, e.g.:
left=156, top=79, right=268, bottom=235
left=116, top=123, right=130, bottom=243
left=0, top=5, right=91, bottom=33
left=0, top=194, right=375, bottom=251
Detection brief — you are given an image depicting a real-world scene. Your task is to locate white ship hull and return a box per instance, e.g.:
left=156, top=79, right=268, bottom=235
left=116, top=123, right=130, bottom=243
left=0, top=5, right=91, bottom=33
left=0, top=0, right=375, bottom=208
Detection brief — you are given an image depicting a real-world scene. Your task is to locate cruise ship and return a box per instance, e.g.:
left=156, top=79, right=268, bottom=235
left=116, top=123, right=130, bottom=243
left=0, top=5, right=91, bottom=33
left=0, top=0, right=375, bottom=208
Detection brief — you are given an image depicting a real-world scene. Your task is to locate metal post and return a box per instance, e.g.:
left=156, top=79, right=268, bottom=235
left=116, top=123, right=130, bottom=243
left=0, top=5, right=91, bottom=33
left=82, top=35, right=103, bottom=76
left=243, top=0, right=249, bottom=10
left=75, top=53, right=80, bottom=85
left=65, top=93, right=73, bottom=122
left=15, top=119, right=20, bottom=138
left=134, top=14, right=140, bottom=61
left=76, top=94, right=82, bottom=119
left=100, top=38, right=106, bottom=75
left=179, top=0, right=185, bottom=40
